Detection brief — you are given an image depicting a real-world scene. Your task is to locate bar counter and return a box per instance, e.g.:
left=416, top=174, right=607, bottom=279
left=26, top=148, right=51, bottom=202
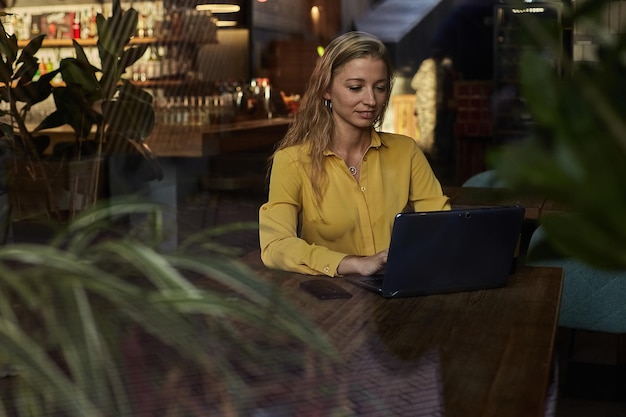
left=34, top=117, right=293, bottom=158
left=146, top=117, right=293, bottom=158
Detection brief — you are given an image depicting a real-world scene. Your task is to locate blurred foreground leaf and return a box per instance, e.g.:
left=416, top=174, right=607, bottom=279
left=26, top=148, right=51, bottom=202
left=491, top=0, right=626, bottom=269
left=0, top=202, right=336, bottom=417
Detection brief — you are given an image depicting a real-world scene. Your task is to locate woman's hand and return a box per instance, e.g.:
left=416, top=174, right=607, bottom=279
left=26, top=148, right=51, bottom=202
left=337, top=249, right=389, bottom=277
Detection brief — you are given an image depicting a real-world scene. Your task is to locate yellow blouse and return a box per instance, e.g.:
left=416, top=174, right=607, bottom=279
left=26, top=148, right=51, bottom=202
left=259, top=130, right=450, bottom=276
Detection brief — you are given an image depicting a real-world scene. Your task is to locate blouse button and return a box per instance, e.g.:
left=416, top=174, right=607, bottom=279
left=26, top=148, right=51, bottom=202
left=323, top=265, right=330, bottom=273
left=361, top=187, right=366, bottom=192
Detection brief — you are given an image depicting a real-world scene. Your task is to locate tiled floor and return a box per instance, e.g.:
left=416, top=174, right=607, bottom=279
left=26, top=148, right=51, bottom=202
left=177, top=188, right=264, bottom=256
left=557, top=399, right=626, bottom=417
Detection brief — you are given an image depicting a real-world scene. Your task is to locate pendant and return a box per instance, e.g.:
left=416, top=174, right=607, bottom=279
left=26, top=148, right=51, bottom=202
left=349, top=166, right=357, bottom=176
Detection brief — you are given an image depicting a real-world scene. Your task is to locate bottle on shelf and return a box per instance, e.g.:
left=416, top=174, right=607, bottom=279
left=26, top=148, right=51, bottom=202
left=181, top=96, right=190, bottom=125
left=30, top=22, right=40, bottom=38
left=48, top=20, right=57, bottom=39
left=38, top=60, right=47, bottom=76
left=137, top=13, right=146, bottom=38
left=163, top=97, right=174, bottom=125
left=16, top=14, right=30, bottom=40
left=153, top=90, right=169, bottom=125
left=81, top=9, right=90, bottom=39
left=15, top=16, right=23, bottom=39
left=173, top=96, right=183, bottom=124
left=45, top=58, right=54, bottom=74
left=88, top=7, right=97, bottom=38
left=204, top=96, right=212, bottom=125
left=2, top=14, right=14, bottom=36
left=145, top=4, right=155, bottom=38
left=71, top=12, right=81, bottom=39
left=146, top=47, right=159, bottom=80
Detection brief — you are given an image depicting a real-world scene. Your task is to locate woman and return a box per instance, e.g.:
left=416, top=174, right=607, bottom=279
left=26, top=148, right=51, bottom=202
left=259, top=31, right=450, bottom=277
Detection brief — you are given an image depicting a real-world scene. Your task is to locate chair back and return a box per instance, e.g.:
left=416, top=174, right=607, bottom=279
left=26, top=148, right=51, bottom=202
left=461, top=170, right=506, bottom=188
left=527, top=226, right=626, bottom=333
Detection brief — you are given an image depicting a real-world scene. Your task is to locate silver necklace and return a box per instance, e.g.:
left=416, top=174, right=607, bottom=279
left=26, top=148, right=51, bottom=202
left=334, top=145, right=368, bottom=177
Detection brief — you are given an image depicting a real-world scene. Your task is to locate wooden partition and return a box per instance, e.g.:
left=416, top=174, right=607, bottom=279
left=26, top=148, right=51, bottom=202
left=390, top=94, right=419, bottom=140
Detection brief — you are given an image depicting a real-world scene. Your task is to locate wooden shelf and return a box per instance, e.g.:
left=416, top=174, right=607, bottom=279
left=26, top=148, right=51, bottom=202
left=17, top=37, right=158, bottom=48
left=132, top=79, right=216, bottom=89
left=16, top=36, right=214, bottom=49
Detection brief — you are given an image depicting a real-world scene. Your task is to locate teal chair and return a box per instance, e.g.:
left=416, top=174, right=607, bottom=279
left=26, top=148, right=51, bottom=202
left=527, top=226, right=626, bottom=333
left=527, top=226, right=626, bottom=405
left=461, top=170, right=506, bottom=188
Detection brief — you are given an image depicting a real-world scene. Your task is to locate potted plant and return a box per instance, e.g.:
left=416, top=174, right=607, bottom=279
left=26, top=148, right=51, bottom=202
left=0, top=201, right=338, bottom=416
left=0, top=17, right=61, bottom=224
left=0, top=0, right=161, bottom=228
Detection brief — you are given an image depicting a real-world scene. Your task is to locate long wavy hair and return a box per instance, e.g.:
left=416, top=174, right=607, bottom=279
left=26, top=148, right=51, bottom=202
left=271, top=31, right=395, bottom=203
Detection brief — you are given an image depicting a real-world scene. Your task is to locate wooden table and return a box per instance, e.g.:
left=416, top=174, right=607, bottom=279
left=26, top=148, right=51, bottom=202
left=245, top=253, right=563, bottom=417
left=540, top=199, right=570, bottom=216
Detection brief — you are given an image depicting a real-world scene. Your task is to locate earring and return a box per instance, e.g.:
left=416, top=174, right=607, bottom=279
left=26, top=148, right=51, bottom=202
left=324, top=99, right=332, bottom=111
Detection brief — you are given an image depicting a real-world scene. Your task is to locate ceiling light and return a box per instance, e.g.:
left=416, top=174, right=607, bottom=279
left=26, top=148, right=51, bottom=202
left=196, top=4, right=241, bottom=13
left=216, top=20, right=238, bottom=27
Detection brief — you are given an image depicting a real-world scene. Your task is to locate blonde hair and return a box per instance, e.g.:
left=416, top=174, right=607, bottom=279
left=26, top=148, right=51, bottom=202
left=272, top=31, right=394, bottom=202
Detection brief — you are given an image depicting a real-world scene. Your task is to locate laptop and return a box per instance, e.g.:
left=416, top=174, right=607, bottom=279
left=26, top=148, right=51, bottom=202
left=346, top=206, right=525, bottom=298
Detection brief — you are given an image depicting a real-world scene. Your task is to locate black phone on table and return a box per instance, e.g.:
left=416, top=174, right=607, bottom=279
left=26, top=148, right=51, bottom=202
left=299, top=279, right=353, bottom=300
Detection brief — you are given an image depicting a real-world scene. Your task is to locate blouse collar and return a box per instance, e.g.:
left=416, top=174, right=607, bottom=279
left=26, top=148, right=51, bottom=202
left=323, top=129, right=386, bottom=156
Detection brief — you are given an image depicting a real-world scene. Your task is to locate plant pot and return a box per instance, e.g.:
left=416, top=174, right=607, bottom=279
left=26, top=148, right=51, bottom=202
left=6, top=157, right=105, bottom=222
left=9, top=218, right=61, bottom=244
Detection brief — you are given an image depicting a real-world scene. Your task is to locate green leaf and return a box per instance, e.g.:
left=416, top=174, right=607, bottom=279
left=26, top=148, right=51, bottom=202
left=50, top=87, right=100, bottom=138
left=494, top=5, right=626, bottom=269
left=0, top=59, right=12, bottom=85
left=11, top=71, right=57, bottom=106
left=13, top=53, right=39, bottom=83
left=0, top=17, right=8, bottom=49
left=541, top=213, right=626, bottom=269
left=34, top=110, right=67, bottom=132
left=0, top=33, right=18, bottom=66
left=97, top=5, right=137, bottom=58
left=0, top=319, right=102, bottom=416
left=59, top=58, right=100, bottom=94
left=0, top=201, right=337, bottom=417
left=0, top=122, right=13, bottom=140
left=102, top=98, right=155, bottom=141
left=72, top=39, right=92, bottom=67
left=519, top=51, right=561, bottom=126
left=16, top=34, right=45, bottom=67
left=119, top=44, right=149, bottom=70
left=571, top=0, right=607, bottom=22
